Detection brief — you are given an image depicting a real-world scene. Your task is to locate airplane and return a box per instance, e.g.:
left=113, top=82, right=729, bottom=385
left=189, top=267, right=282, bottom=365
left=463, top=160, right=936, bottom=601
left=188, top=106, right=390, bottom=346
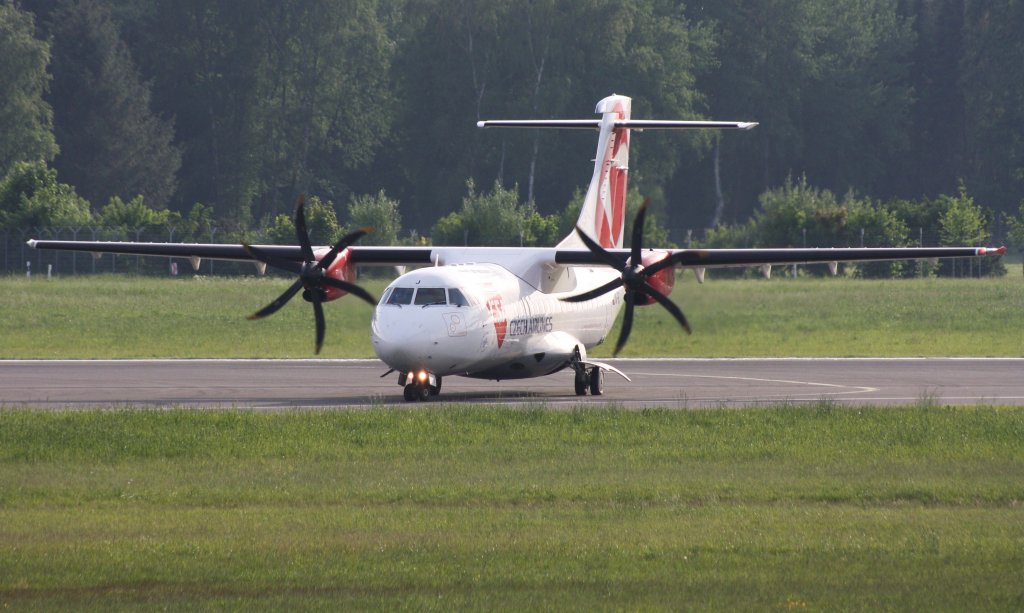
left=29, top=94, right=1006, bottom=401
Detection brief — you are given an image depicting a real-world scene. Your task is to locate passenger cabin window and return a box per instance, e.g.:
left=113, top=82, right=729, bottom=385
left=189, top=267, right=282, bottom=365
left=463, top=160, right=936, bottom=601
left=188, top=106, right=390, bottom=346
left=448, top=288, right=470, bottom=307
left=386, top=287, right=413, bottom=305
left=414, top=287, right=447, bottom=306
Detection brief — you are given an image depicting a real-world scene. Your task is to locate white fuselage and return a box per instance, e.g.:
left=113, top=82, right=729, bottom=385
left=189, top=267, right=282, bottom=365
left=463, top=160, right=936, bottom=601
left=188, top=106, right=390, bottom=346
left=371, top=262, right=623, bottom=380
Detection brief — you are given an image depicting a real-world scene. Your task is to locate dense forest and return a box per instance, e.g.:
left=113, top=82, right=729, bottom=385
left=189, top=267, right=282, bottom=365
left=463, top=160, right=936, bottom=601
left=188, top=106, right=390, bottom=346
left=2, top=0, right=1024, bottom=262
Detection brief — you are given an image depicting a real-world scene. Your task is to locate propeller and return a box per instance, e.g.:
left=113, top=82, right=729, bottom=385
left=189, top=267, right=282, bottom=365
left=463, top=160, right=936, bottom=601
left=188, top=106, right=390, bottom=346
left=561, top=200, right=691, bottom=355
left=243, top=195, right=376, bottom=354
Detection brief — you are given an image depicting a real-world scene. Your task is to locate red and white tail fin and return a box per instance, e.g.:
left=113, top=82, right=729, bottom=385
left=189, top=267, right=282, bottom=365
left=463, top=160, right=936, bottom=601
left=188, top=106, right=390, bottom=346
left=477, top=94, right=757, bottom=249
left=560, top=95, right=632, bottom=249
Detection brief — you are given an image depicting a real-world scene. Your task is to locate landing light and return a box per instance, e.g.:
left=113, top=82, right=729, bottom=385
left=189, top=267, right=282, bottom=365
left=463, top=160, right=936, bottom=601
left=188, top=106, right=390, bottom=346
left=418, top=370, right=428, bottom=382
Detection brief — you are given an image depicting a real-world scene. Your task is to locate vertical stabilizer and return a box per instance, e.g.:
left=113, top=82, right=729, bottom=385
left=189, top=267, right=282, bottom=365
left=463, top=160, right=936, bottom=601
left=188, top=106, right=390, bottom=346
left=557, top=95, right=632, bottom=249
left=476, top=95, right=756, bottom=250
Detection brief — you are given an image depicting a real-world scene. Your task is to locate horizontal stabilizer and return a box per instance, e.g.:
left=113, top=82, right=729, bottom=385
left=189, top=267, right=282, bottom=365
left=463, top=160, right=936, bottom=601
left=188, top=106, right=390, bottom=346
left=477, top=119, right=757, bottom=130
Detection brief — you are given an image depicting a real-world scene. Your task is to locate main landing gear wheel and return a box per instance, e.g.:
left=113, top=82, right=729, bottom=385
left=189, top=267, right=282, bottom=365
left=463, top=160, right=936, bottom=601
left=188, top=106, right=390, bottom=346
left=574, top=370, right=589, bottom=396
left=589, top=366, right=604, bottom=396
left=567, top=345, right=631, bottom=398
left=573, top=367, right=605, bottom=396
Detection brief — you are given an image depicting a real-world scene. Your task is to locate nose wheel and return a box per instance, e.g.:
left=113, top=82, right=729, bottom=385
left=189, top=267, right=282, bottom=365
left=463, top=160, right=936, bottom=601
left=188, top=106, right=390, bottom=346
left=403, top=382, right=431, bottom=401
left=399, top=370, right=441, bottom=401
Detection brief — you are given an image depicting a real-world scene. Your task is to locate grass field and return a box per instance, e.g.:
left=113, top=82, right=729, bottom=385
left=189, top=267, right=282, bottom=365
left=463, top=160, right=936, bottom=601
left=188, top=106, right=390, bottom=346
left=1, top=405, right=1023, bottom=610
left=2, top=274, right=1022, bottom=610
left=1, top=274, right=1021, bottom=358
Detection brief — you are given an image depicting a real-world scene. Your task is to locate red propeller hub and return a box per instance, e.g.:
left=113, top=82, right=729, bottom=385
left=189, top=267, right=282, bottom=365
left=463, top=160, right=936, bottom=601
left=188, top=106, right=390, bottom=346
left=314, top=247, right=358, bottom=302
left=633, top=250, right=675, bottom=305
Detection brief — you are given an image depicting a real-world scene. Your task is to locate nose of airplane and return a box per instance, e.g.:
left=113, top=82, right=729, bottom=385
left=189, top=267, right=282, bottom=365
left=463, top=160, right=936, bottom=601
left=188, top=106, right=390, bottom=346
left=371, top=305, right=483, bottom=374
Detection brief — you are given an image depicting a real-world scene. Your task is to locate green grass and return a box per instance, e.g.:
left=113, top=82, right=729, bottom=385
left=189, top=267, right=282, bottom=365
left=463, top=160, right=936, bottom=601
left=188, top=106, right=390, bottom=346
left=0, top=275, right=380, bottom=358
left=623, top=273, right=1024, bottom=357
left=1, top=274, right=1021, bottom=358
left=1, top=405, right=1023, bottom=610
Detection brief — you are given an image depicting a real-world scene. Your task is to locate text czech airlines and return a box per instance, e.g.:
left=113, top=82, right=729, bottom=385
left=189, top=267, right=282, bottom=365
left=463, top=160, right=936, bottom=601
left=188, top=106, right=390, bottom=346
left=507, top=315, right=554, bottom=337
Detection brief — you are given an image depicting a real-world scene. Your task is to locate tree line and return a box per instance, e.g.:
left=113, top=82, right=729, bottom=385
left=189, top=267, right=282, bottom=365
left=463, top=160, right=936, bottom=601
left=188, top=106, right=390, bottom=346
left=2, top=0, right=1024, bottom=271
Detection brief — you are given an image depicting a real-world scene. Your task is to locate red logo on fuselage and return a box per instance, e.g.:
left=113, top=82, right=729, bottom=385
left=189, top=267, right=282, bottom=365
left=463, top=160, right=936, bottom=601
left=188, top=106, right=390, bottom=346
left=485, top=295, right=507, bottom=348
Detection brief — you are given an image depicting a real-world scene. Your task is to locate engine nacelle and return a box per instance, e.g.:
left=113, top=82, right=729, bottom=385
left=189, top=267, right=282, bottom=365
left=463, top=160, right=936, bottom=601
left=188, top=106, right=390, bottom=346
left=302, top=247, right=357, bottom=303
left=633, top=250, right=675, bottom=306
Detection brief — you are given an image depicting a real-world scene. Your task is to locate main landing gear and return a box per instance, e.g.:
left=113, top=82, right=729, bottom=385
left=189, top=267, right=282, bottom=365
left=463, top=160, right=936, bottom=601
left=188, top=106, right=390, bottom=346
left=573, top=366, right=604, bottom=396
left=400, top=370, right=441, bottom=402
left=570, top=346, right=604, bottom=396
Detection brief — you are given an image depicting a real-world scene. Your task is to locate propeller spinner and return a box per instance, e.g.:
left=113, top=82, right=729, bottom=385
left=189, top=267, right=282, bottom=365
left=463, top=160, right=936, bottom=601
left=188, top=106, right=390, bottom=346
left=243, top=195, right=376, bottom=354
left=561, top=201, right=691, bottom=355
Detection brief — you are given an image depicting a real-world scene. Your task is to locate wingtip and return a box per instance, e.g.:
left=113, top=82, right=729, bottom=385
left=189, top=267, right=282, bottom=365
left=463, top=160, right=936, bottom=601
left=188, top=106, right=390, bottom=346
left=978, top=246, right=1008, bottom=255
left=26, top=239, right=37, bottom=248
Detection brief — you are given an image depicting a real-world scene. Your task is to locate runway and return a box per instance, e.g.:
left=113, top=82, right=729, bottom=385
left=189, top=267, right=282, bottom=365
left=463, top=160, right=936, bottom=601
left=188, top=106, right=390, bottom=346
left=1, top=358, right=1021, bottom=408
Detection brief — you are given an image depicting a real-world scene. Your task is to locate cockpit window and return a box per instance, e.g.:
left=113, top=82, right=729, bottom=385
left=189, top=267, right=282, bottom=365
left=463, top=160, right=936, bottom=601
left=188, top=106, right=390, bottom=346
left=448, top=288, right=470, bottom=307
left=414, top=287, right=447, bottom=306
left=386, top=287, right=414, bottom=305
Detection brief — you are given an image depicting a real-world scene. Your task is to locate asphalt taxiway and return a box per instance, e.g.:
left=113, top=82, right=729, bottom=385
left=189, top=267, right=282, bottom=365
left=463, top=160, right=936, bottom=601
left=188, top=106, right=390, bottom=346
left=1, top=358, right=1021, bottom=408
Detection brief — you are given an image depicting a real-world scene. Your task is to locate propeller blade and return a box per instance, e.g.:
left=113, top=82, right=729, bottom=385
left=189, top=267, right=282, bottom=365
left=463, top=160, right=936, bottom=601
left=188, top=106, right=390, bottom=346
left=638, top=281, right=692, bottom=335
left=560, top=277, right=623, bottom=303
left=242, top=243, right=303, bottom=275
left=312, top=290, right=326, bottom=355
left=315, top=226, right=375, bottom=272
left=574, top=226, right=626, bottom=271
left=248, top=278, right=304, bottom=320
left=630, top=199, right=649, bottom=265
left=246, top=195, right=379, bottom=355
left=319, top=276, right=378, bottom=306
left=613, top=293, right=636, bottom=356
left=293, top=195, right=315, bottom=262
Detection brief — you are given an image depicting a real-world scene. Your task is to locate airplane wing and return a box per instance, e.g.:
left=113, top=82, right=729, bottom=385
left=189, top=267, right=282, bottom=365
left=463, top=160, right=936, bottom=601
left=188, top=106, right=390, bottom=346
left=28, top=239, right=1003, bottom=271
left=553, top=246, right=1006, bottom=268
left=25, top=239, right=436, bottom=267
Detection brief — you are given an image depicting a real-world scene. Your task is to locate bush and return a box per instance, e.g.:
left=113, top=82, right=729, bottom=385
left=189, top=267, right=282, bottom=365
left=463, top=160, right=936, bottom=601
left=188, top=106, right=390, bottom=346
left=0, top=161, right=91, bottom=230
left=937, top=183, right=1004, bottom=277
left=432, top=180, right=559, bottom=246
left=344, top=190, right=401, bottom=246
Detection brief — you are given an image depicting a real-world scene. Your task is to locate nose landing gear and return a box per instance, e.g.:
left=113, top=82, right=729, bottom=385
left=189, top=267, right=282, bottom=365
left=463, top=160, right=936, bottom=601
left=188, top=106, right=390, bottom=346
left=403, top=382, right=430, bottom=401
left=399, top=370, right=441, bottom=401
